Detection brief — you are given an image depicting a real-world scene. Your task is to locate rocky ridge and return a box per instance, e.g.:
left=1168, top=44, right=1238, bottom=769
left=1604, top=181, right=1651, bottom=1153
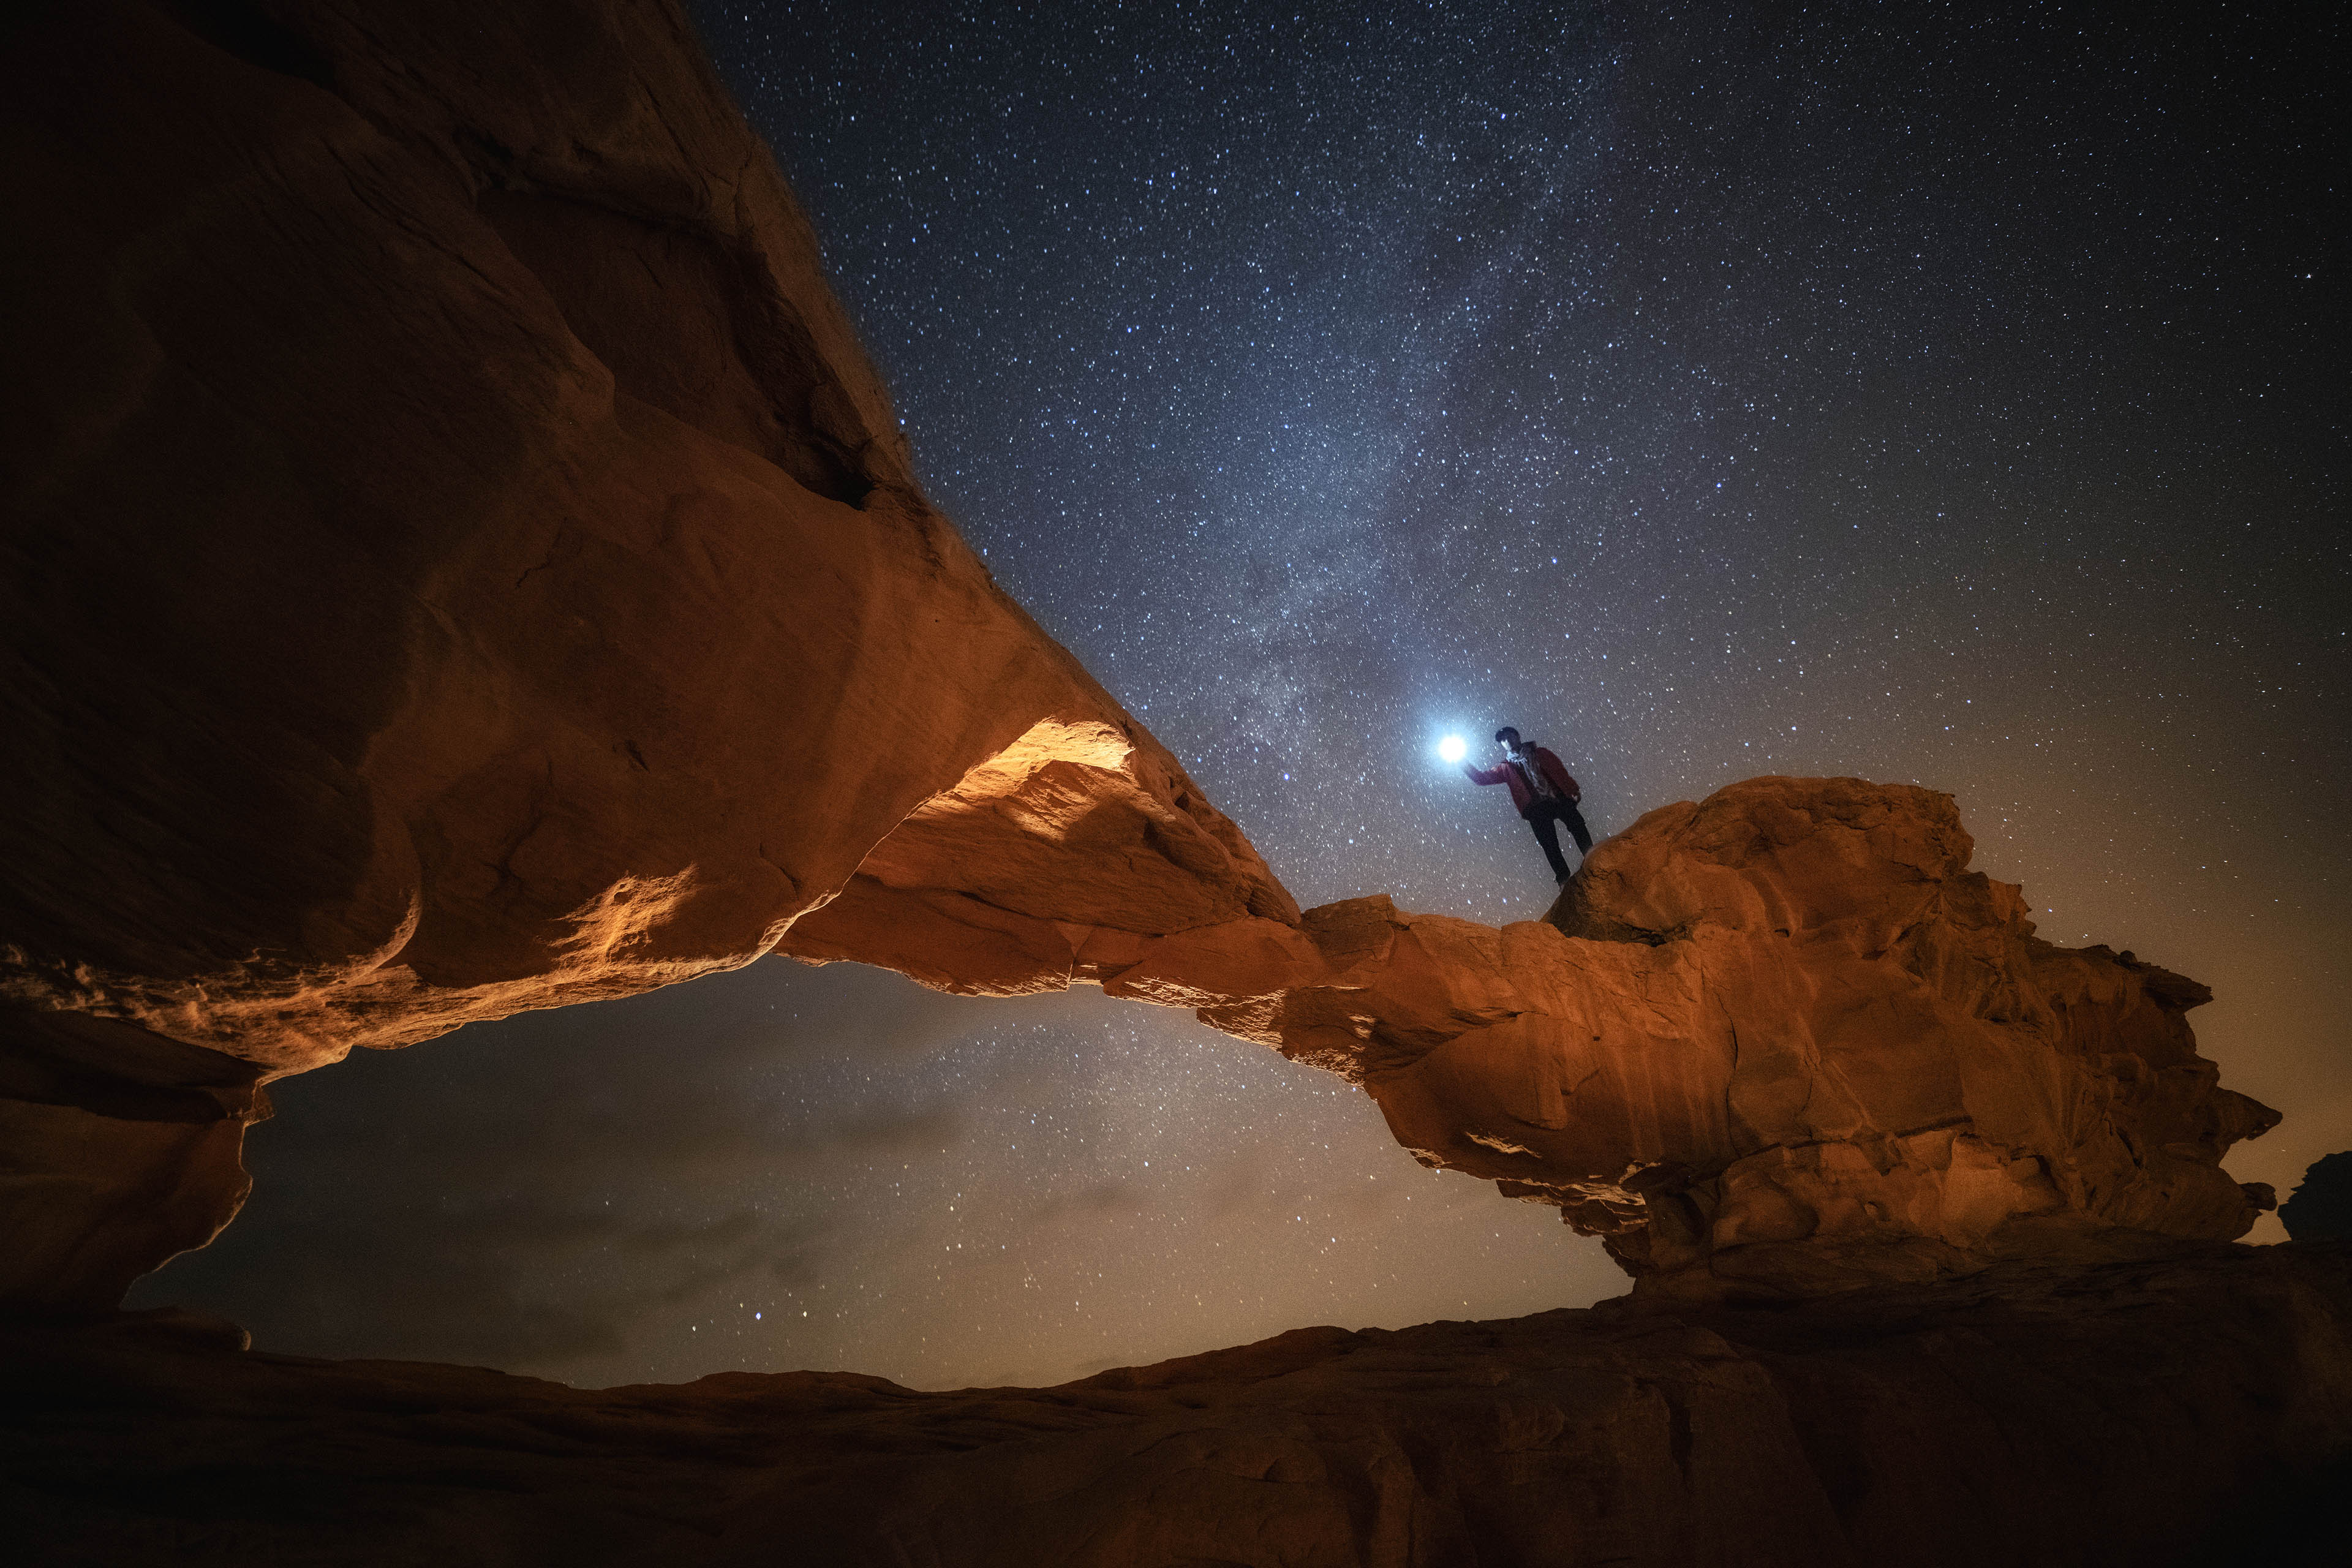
left=7, top=1242, right=2348, bottom=1566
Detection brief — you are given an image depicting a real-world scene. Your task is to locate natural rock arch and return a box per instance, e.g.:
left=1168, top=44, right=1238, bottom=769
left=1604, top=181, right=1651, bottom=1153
left=0, top=0, right=2277, bottom=1318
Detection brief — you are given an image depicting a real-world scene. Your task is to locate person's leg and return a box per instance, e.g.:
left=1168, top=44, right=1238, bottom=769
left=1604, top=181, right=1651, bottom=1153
left=1561, top=802, right=1593, bottom=855
left=1528, top=811, right=1570, bottom=881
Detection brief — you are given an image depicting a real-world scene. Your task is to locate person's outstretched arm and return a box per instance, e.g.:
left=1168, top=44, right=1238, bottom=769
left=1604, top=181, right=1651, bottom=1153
left=1463, top=761, right=1511, bottom=785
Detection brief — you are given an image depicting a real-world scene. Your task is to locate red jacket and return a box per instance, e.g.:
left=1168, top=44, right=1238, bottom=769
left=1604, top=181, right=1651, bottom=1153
left=1465, top=747, right=1580, bottom=817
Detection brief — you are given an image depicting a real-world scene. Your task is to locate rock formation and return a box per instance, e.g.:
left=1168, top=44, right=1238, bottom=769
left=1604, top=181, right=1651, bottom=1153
left=0, top=0, right=2284, bottom=1327
left=8, top=1242, right=2350, bottom=1566
left=788, top=774, right=2280, bottom=1300
left=2282, top=1153, right=2352, bottom=1242
left=0, top=0, right=1286, bottom=1308
left=0, top=0, right=2285, bottom=1319
left=2, top=2, right=2334, bottom=1561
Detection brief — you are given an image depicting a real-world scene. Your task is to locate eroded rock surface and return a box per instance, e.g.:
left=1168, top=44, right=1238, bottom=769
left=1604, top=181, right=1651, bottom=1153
left=1296, top=778, right=2282, bottom=1299
left=2282, top=1153, right=2352, bottom=1242
left=777, top=715, right=1298, bottom=994
left=795, top=774, right=2278, bottom=1300
left=7, top=1243, right=2348, bottom=1567
left=0, top=1009, right=270, bottom=1311
left=0, top=0, right=1285, bottom=1305
left=0, top=2, right=2280, bottom=1326
left=1, top=6, right=2321, bottom=1555
left=1, top=0, right=1284, bottom=1067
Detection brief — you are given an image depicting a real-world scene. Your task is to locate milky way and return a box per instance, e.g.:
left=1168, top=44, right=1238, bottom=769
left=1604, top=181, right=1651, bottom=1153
left=133, top=1, right=2343, bottom=1389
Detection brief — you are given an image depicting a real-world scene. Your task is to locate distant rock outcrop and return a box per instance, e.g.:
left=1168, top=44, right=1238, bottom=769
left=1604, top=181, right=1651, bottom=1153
left=2282, top=1153, right=2352, bottom=1242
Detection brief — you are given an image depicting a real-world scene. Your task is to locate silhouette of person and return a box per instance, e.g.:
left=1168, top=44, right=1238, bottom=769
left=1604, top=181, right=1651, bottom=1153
left=1463, top=727, right=1592, bottom=883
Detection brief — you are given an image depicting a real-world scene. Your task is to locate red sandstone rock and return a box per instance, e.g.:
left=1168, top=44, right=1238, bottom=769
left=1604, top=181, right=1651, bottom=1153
left=777, top=717, right=1299, bottom=995
left=0, top=12, right=2325, bottom=1568
left=1346, top=778, right=2283, bottom=1297
left=799, top=771, right=2278, bottom=1299
left=1, top=0, right=1283, bottom=1067
left=0, top=9, right=2321, bottom=1554
left=0, top=1, right=2280, bottom=1322
left=0, top=0, right=1286, bottom=1305
left=0, top=1009, right=268, bottom=1310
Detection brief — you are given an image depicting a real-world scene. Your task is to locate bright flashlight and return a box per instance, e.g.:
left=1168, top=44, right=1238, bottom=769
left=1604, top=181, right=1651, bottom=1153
left=1438, top=734, right=1467, bottom=764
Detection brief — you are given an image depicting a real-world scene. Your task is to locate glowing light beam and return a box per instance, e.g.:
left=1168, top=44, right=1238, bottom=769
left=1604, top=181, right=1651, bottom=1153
left=1438, top=734, right=1467, bottom=764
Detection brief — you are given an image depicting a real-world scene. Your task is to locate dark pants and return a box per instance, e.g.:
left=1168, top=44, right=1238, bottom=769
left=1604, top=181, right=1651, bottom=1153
left=1526, top=799, right=1593, bottom=881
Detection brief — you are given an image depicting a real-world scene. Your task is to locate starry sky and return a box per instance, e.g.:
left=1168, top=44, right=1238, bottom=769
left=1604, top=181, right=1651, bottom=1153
left=130, top=1, right=2343, bottom=1390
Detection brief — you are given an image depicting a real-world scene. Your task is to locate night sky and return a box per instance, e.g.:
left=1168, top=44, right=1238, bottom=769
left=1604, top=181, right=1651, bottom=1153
left=130, top=1, right=2343, bottom=1390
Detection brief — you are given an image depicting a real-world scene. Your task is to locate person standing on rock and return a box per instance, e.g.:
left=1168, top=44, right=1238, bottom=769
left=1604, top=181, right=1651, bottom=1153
left=1464, top=727, right=1592, bottom=884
